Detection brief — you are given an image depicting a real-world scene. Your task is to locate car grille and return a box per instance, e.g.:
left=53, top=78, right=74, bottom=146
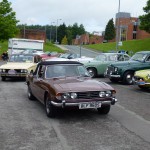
left=107, top=66, right=115, bottom=74
left=4, top=69, right=22, bottom=73
left=134, top=76, right=144, bottom=81
left=78, top=91, right=99, bottom=99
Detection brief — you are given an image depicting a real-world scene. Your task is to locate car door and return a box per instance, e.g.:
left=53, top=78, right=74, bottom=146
left=32, top=65, right=46, bottom=103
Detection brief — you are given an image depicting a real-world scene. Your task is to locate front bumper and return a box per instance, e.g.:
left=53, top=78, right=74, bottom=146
left=0, top=73, right=27, bottom=77
left=51, top=98, right=118, bottom=108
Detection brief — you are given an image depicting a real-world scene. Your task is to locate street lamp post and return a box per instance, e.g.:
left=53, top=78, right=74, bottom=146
left=50, top=22, right=55, bottom=43
left=116, top=0, right=121, bottom=51
left=55, top=19, right=62, bottom=44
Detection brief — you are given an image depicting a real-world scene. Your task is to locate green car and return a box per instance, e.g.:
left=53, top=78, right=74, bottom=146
left=105, top=51, right=150, bottom=85
left=134, top=69, right=150, bottom=89
left=82, top=53, right=130, bottom=78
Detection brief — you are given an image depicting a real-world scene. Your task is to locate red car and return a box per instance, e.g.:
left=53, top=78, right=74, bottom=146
left=26, top=61, right=117, bottom=118
left=39, top=52, right=60, bottom=60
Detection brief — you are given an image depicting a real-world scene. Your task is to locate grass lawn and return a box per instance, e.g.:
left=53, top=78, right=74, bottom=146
left=84, top=38, right=150, bottom=55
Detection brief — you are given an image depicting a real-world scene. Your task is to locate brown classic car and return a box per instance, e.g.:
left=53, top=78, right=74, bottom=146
left=26, top=61, right=117, bottom=118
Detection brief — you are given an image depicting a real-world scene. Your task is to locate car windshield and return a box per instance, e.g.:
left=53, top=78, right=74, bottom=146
left=9, top=55, right=34, bottom=62
left=130, top=53, right=147, bottom=62
left=94, top=54, right=118, bottom=61
left=45, top=64, right=90, bottom=78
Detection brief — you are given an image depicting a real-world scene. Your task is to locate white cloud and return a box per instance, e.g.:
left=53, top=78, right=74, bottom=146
left=8, top=0, right=147, bottom=33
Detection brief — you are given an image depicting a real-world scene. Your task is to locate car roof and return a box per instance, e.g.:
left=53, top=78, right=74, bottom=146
left=38, top=61, right=83, bottom=66
left=11, top=54, right=35, bottom=56
left=136, top=51, right=150, bottom=54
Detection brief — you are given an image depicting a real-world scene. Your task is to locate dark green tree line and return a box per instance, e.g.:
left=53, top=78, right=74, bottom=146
left=17, top=22, right=86, bottom=45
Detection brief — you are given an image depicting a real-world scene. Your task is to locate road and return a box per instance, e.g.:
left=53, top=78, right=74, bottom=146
left=0, top=60, right=150, bottom=150
left=61, top=45, right=101, bottom=58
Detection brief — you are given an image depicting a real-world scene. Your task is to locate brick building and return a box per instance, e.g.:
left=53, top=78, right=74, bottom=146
left=19, top=29, right=46, bottom=42
left=116, top=12, right=150, bottom=41
left=73, top=12, right=150, bottom=45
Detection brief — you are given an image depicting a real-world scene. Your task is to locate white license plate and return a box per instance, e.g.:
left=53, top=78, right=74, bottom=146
left=79, top=101, right=101, bottom=109
left=8, top=70, right=16, bottom=75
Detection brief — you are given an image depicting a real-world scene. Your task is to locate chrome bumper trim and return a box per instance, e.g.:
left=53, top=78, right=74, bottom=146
left=51, top=98, right=117, bottom=108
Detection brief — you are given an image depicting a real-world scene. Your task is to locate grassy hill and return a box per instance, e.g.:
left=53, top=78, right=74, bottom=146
left=0, top=41, right=64, bottom=56
left=84, top=38, right=150, bottom=55
left=0, top=38, right=150, bottom=56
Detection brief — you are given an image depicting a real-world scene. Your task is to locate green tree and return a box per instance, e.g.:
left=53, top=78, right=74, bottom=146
left=57, top=23, right=67, bottom=44
left=104, top=18, right=115, bottom=41
left=139, top=0, right=150, bottom=33
left=0, top=0, right=19, bottom=41
left=61, top=35, right=68, bottom=45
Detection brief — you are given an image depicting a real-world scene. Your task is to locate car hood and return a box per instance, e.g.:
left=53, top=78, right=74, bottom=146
left=135, top=69, right=150, bottom=77
left=110, top=60, right=140, bottom=67
left=49, top=77, right=114, bottom=92
left=0, top=62, right=36, bottom=69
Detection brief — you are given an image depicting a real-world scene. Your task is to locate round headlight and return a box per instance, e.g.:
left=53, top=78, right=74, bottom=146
left=70, top=93, right=77, bottom=99
left=3, top=69, right=6, bottom=72
left=114, top=67, right=118, bottom=72
left=99, top=91, right=106, bottom=97
left=105, top=91, right=112, bottom=97
left=62, top=93, right=70, bottom=99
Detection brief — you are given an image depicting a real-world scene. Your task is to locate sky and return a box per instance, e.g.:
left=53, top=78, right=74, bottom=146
left=5, top=0, right=148, bottom=33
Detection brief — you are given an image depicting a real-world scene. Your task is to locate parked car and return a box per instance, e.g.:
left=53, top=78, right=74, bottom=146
left=82, top=53, right=130, bottom=78
left=105, top=51, right=150, bottom=85
left=46, top=52, right=93, bottom=62
left=0, top=54, right=41, bottom=81
left=134, top=69, right=150, bottom=89
left=26, top=61, right=117, bottom=118
left=38, top=51, right=60, bottom=61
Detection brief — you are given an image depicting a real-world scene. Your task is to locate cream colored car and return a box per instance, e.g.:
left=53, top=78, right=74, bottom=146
left=0, top=54, right=41, bottom=81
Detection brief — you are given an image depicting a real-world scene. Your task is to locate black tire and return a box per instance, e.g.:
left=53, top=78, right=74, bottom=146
left=123, top=71, right=134, bottom=85
left=97, top=105, right=110, bottom=115
left=1, top=76, right=6, bottom=81
left=87, top=68, right=97, bottom=78
left=27, top=85, right=35, bottom=100
left=45, top=96, right=56, bottom=118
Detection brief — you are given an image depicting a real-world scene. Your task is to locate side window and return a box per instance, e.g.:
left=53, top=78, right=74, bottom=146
left=146, top=56, right=150, bottom=62
left=37, top=65, right=45, bottom=78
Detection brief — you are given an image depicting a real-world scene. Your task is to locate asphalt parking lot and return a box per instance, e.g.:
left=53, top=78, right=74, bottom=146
left=0, top=60, right=150, bottom=150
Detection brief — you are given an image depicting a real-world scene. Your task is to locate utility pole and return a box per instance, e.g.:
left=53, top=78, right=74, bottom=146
left=55, top=19, right=62, bottom=44
left=116, top=0, right=120, bottom=51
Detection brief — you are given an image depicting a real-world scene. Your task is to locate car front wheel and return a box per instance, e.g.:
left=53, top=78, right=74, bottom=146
left=45, top=96, right=56, bottom=118
left=27, top=85, right=35, bottom=100
left=123, top=71, right=134, bottom=85
left=97, top=105, right=110, bottom=114
left=87, top=68, right=97, bottom=78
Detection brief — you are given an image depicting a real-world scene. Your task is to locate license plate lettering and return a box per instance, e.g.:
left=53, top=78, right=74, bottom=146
left=79, top=102, right=101, bottom=109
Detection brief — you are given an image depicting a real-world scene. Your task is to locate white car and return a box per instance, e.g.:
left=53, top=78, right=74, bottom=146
left=46, top=53, right=93, bottom=62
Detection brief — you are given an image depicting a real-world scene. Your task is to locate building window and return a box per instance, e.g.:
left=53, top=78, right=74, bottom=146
left=133, top=33, right=136, bottom=39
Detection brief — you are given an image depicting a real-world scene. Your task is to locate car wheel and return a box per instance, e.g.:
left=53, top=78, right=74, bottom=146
left=97, top=105, right=110, bottom=114
left=45, top=96, right=56, bottom=118
left=1, top=77, right=6, bottom=81
left=27, top=85, right=35, bottom=100
left=123, top=71, right=134, bottom=85
left=87, top=68, right=97, bottom=78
